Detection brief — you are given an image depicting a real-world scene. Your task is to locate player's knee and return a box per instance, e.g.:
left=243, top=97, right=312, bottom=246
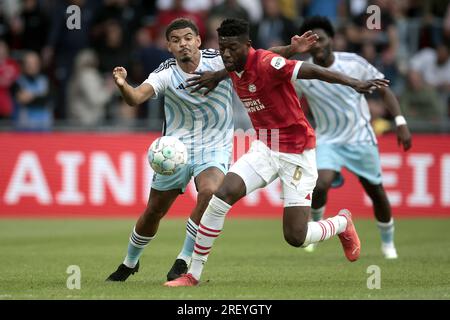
left=197, top=187, right=216, bottom=202
left=284, top=229, right=307, bottom=247
left=214, top=188, right=231, bottom=204
left=314, top=180, right=330, bottom=195
left=372, top=185, right=386, bottom=198
left=215, top=185, right=239, bottom=205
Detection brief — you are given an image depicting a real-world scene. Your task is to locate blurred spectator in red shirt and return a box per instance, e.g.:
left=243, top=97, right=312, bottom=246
left=154, top=0, right=206, bottom=40
left=0, top=40, right=20, bottom=118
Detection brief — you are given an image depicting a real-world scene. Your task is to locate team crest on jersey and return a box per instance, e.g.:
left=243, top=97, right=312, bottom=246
left=248, top=84, right=257, bottom=92
left=271, top=57, right=286, bottom=70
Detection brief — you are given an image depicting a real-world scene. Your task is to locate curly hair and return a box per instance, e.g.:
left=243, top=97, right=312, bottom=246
left=217, top=18, right=249, bottom=38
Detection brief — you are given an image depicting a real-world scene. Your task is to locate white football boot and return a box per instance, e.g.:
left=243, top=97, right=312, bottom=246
left=381, top=243, right=398, bottom=259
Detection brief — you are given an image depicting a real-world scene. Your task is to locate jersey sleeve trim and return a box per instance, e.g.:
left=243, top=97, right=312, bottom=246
left=142, top=80, right=159, bottom=99
left=152, top=58, right=176, bottom=73
left=291, top=61, right=303, bottom=82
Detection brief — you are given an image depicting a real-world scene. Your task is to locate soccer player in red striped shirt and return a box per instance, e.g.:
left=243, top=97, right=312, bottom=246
left=165, top=18, right=389, bottom=287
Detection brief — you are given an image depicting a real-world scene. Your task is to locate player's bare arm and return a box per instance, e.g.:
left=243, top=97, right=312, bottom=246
left=268, top=30, right=319, bottom=58
left=186, top=31, right=319, bottom=94
left=377, top=86, right=412, bottom=151
left=186, top=69, right=228, bottom=95
left=113, top=66, right=155, bottom=106
left=298, top=62, right=390, bottom=94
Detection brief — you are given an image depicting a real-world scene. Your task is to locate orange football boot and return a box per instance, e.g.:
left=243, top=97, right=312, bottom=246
left=337, top=209, right=361, bottom=262
left=164, top=273, right=199, bottom=287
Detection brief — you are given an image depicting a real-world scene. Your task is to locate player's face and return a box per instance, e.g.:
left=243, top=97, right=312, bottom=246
left=309, top=29, right=333, bottom=62
left=167, top=28, right=201, bottom=63
left=218, top=36, right=250, bottom=72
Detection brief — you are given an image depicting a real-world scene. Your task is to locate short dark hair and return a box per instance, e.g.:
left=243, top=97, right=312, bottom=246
left=165, top=18, right=199, bottom=40
left=299, top=16, right=335, bottom=38
left=217, top=18, right=249, bottom=38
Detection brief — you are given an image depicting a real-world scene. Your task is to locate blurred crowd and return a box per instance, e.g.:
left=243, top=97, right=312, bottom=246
left=0, top=0, right=449, bottom=132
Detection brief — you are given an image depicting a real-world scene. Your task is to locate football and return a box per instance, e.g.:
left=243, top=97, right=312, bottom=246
left=147, top=136, right=188, bottom=175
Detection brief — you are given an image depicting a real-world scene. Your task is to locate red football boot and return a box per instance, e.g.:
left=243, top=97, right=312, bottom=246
left=164, top=273, right=199, bottom=287
left=337, top=209, right=361, bottom=262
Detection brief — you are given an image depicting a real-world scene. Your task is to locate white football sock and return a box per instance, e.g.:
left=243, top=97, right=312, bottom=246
left=123, top=227, right=154, bottom=268
left=302, top=214, right=347, bottom=247
left=377, top=218, right=395, bottom=245
left=188, top=195, right=231, bottom=280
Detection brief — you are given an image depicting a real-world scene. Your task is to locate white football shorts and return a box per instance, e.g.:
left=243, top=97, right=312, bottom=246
left=229, top=140, right=318, bottom=207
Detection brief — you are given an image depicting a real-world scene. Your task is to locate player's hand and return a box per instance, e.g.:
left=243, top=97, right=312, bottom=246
left=113, top=66, right=127, bottom=87
left=353, top=78, right=390, bottom=94
left=186, top=71, right=220, bottom=95
left=396, top=124, right=412, bottom=151
left=290, top=31, right=319, bottom=54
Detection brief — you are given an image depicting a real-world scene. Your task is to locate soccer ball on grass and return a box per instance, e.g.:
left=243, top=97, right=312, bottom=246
left=147, top=136, right=187, bottom=175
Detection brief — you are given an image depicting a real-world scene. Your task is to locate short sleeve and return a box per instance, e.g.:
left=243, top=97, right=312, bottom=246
left=294, top=80, right=304, bottom=98
left=353, top=55, right=385, bottom=81
left=260, top=51, right=303, bottom=83
left=143, top=60, right=173, bottom=97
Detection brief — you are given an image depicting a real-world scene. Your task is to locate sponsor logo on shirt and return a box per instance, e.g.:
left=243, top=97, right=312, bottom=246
left=242, top=98, right=266, bottom=113
left=270, top=57, right=286, bottom=70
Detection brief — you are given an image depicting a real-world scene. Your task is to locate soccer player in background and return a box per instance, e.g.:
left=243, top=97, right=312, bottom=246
left=106, top=18, right=318, bottom=282
left=165, top=18, right=389, bottom=287
left=295, top=17, right=412, bottom=259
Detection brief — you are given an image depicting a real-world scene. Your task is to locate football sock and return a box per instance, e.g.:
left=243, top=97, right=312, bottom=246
left=311, top=206, right=325, bottom=221
left=302, top=214, right=347, bottom=247
left=176, top=218, right=198, bottom=264
left=189, top=195, right=231, bottom=280
left=377, top=218, right=395, bottom=245
left=123, top=227, right=154, bottom=268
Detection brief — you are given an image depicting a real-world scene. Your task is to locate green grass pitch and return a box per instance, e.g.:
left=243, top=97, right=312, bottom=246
left=0, top=218, right=449, bottom=300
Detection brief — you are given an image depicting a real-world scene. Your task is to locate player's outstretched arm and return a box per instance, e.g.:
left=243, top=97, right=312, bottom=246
left=298, top=62, right=390, bottom=94
left=113, top=66, right=155, bottom=106
left=268, top=31, right=319, bottom=58
left=186, top=69, right=229, bottom=95
left=377, top=86, right=412, bottom=151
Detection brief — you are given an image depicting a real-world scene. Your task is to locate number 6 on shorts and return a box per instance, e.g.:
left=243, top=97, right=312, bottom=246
left=293, top=166, right=302, bottom=181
